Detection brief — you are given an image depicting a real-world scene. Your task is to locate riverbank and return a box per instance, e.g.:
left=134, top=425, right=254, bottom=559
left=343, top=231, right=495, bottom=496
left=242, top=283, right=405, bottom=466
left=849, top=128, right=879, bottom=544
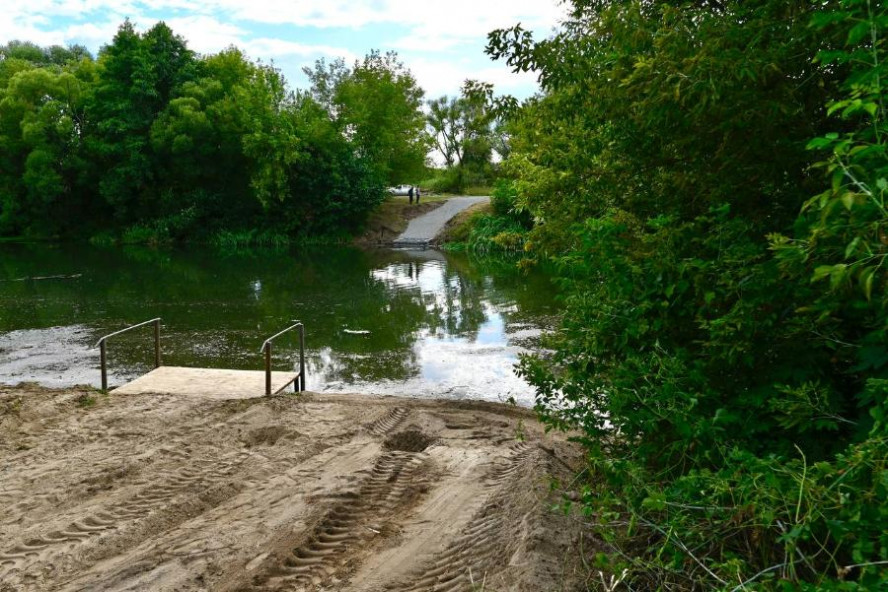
left=353, top=196, right=446, bottom=246
left=0, top=383, right=593, bottom=591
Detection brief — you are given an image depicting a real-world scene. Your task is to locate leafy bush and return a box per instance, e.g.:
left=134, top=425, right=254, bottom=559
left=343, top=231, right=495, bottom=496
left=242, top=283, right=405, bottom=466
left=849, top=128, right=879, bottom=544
left=210, top=229, right=290, bottom=249
left=445, top=211, right=528, bottom=253
left=421, top=167, right=463, bottom=193
left=491, top=0, right=888, bottom=588
left=490, top=180, right=532, bottom=227
left=422, top=165, right=495, bottom=194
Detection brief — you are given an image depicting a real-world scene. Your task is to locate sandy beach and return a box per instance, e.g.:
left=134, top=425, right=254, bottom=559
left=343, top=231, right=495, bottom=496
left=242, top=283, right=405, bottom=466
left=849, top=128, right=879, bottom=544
left=0, top=384, right=589, bottom=591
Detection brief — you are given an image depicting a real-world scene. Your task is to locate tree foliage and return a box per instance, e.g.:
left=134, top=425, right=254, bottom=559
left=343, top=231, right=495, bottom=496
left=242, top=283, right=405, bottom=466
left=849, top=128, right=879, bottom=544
left=427, top=80, right=495, bottom=169
left=0, top=23, right=391, bottom=242
left=424, top=80, right=508, bottom=192
left=304, top=51, right=428, bottom=186
left=490, top=0, right=888, bottom=588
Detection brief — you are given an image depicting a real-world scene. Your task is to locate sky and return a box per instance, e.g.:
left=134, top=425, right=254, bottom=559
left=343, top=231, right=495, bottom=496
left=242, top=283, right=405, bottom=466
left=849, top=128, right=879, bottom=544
left=1, top=0, right=568, bottom=100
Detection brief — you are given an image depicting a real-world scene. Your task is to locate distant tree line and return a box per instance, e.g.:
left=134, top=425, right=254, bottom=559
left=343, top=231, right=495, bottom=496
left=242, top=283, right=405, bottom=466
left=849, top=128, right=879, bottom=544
left=0, top=23, right=431, bottom=244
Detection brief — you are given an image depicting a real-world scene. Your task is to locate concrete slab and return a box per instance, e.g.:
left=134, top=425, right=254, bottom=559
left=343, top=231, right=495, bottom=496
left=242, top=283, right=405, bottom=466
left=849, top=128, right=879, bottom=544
left=112, top=366, right=300, bottom=399
left=392, top=196, right=489, bottom=247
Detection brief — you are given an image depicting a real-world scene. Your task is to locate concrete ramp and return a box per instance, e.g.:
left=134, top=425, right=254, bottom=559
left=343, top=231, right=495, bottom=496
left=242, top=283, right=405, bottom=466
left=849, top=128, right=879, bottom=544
left=393, top=196, right=489, bottom=247
left=112, top=366, right=300, bottom=399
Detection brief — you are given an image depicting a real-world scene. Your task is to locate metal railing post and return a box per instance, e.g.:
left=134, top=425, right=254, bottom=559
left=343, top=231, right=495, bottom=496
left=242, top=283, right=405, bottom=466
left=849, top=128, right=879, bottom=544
left=298, top=323, right=305, bottom=392
left=95, top=318, right=162, bottom=391
left=259, top=321, right=306, bottom=396
left=153, top=319, right=161, bottom=368
left=100, top=340, right=108, bottom=391
left=265, top=343, right=272, bottom=396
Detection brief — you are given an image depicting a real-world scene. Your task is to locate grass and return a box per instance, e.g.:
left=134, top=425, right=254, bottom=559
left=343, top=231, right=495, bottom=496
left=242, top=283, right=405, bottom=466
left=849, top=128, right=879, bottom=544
left=211, top=229, right=292, bottom=249
left=430, top=186, right=493, bottom=198
left=75, top=393, right=97, bottom=408
left=461, top=185, right=493, bottom=196
left=445, top=202, right=492, bottom=241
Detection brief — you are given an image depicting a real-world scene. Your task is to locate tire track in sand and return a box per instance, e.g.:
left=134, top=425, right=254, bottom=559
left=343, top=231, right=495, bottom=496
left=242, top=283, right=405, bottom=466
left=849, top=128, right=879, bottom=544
left=364, top=406, right=409, bottom=436
left=252, top=447, right=431, bottom=590
left=1, top=389, right=585, bottom=592
left=0, top=448, right=255, bottom=578
left=384, top=442, right=540, bottom=592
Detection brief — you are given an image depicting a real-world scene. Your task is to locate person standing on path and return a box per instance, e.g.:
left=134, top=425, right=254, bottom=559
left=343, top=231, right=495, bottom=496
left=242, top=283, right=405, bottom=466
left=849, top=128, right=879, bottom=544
left=408, top=186, right=414, bottom=205
left=415, top=186, right=421, bottom=204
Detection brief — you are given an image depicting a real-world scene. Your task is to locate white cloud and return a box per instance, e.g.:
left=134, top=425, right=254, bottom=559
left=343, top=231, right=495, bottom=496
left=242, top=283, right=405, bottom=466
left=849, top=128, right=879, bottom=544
left=0, top=0, right=563, bottom=97
left=63, top=20, right=130, bottom=48
left=162, top=16, right=247, bottom=53
left=243, top=38, right=355, bottom=61
left=222, top=0, right=565, bottom=34
left=409, top=56, right=540, bottom=100
left=4, top=0, right=564, bottom=37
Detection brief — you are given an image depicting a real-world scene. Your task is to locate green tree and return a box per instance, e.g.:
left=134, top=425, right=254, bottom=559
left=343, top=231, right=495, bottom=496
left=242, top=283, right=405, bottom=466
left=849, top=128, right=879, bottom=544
left=277, top=93, right=386, bottom=234
left=150, top=48, right=267, bottom=232
left=305, top=51, right=428, bottom=185
left=427, top=82, right=495, bottom=168
left=86, top=20, right=197, bottom=223
left=426, top=95, right=462, bottom=168
left=241, top=65, right=385, bottom=235
left=0, top=24, right=390, bottom=244
left=0, top=63, right=94, bottom=235
left=489, top=0, right=888, bottom=588
left=0, top=41, right=90, bottom=66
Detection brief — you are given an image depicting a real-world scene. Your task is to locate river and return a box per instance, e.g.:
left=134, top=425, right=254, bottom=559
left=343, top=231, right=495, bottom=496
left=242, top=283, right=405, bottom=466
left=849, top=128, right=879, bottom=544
left=0, top=244, right=558, bottom=405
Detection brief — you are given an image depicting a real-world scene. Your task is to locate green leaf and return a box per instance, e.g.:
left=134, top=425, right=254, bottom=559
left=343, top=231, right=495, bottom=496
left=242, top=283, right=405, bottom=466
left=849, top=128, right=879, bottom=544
left=861, top=267, right=876, bottom=301
left=845, top=237, right=861, bottom=259
left=828, top=102, right=848, bottom=116
left=812, top=265, right=833, bottom=282
left=829, top=264, right=849, bottom=290
left=641, top=493, right=666, bottom=511
left=832, top=168, right=846, bottom=194
left=848, top=21, right=872, bottom=45
left=807, top=136, right=834, bottom=150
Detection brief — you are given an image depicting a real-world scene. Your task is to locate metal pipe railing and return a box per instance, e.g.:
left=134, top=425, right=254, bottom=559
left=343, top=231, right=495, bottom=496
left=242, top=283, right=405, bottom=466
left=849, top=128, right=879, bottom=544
left=96, top=318, right=161, bottom=391
left=259, top=321, right=305, bottom=396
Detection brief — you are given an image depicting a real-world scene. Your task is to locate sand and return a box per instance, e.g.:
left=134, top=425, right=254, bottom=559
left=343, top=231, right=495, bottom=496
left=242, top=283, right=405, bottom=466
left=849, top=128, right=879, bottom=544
left=0, top=383, right=590, bottom=591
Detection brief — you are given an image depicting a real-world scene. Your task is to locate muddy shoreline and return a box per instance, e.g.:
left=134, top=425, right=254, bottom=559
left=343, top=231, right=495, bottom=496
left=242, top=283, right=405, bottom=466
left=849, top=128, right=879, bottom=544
left=0, top=383, right=592, bottom=591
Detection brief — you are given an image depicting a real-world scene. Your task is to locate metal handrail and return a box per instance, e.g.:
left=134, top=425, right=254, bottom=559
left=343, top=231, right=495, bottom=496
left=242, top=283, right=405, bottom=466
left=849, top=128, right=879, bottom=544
left=260, top=321, right=305, bottom=396
left=96, top=318, right=161, bottom=391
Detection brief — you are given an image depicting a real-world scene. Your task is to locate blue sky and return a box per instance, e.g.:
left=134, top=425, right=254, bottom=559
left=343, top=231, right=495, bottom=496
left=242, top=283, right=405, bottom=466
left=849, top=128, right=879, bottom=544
left=1, top=0, right=567, bottom=100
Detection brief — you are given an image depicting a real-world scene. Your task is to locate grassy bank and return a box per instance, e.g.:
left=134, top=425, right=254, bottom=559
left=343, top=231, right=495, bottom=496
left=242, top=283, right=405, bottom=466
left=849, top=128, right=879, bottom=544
left=354, top=196, right=448, bottom=246
left=440, top=182, right=530, bottom=253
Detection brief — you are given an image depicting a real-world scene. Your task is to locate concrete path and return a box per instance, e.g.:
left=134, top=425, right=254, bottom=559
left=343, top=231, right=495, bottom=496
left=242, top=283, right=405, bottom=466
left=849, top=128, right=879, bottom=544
left=393, top=196, right=489, bottom=248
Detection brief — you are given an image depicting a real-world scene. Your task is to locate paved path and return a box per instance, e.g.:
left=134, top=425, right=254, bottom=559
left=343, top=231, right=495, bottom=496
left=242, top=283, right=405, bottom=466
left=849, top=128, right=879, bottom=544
left=393, top=196, right=489, bottom=247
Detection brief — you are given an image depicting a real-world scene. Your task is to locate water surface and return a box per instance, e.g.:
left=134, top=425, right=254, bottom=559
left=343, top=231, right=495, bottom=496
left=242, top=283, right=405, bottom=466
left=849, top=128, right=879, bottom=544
left=0, top=244, right=558, bottom=405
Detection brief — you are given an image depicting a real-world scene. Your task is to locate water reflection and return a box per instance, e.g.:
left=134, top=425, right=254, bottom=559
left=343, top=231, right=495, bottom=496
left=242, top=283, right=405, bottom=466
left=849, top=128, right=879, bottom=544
left=0, top=244, right=558, bottom=405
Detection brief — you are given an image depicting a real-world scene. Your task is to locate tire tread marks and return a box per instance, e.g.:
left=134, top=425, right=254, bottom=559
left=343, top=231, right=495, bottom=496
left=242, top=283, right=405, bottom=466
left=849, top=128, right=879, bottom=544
left=385, top=443, right=539, bottom=592
left=0, top=450, right=253, bottom=576
left=364, top=407, right=409, bottom=436
left=254, top=450, right=428, bottom=590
